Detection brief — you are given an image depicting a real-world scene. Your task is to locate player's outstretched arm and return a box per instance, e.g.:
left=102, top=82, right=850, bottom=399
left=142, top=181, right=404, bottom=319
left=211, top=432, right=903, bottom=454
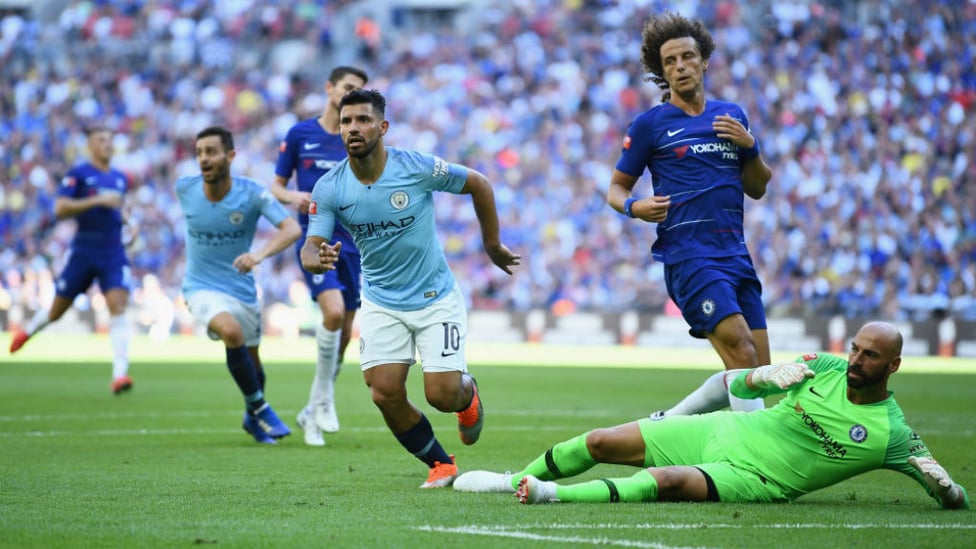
left=300, top=235, right=340, bottom=274
left=461, top=169, right=520, bottom=275
left=747, top=362, right=816, bottom=391
left=54, top=192, right=123, bottom=219
left=270, top=175, right=313, bottom=214
left=908, top=456, right=970, bottom=510
left=232, top=217, right=301, bottom=274
left=257, top=217, right=301, bottom=262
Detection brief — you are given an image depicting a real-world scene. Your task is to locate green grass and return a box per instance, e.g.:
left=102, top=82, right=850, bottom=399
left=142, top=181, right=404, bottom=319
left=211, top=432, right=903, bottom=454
left=1, top=335, right=974, bottom=548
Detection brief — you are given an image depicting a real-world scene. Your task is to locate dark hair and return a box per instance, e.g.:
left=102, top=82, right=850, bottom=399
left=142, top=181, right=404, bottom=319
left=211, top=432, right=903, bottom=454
left=339, top=88, right=386, bottom=118
left=84, top=125, right=112, bottom=137
left=640, top=13, right=715, bottom=99
left=329, top=66, right=369, bottom=85
left=195, top=126, right=234, bottom=152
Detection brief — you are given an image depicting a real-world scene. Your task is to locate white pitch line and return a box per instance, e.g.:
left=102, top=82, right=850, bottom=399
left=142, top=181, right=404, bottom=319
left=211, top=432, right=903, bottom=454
left=418, top=522, right=976, bottom=547
left=417, top=525, right=708, bottom=549
left=492, top=522, right=976, bottom=530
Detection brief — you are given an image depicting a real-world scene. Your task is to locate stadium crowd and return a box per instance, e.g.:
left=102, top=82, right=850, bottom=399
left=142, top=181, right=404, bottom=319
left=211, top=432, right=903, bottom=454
left=1, top=0, right=974, bottom=339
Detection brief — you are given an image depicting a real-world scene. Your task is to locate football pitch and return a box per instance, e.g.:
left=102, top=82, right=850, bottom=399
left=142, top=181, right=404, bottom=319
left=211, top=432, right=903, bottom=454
left=2, top=334, right=974, bottom=548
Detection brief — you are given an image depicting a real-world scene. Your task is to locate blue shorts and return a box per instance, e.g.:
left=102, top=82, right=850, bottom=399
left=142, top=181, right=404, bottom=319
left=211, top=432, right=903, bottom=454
left=294, top=244, right=362, bottom=310
left=664, top=255, right=766, bottom=339
left=56, top=247, right=131, bottom=299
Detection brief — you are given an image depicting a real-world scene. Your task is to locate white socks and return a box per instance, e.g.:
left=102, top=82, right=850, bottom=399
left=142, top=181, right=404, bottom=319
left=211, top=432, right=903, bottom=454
left=308, top=325, right=340, bottom=406
left=725, top=369, right=764, bottom=412
left=25, top=308, right=51, bottom=336
left=664, top=369, right=764, bottom=416
left=109, top=313, right=130, bottom=379
left=665, top=370, right=729, bottom=416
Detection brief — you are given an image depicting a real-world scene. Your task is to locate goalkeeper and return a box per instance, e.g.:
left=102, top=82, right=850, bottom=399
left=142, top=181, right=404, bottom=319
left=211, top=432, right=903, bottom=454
left=455, top=321, right=969, bottom=509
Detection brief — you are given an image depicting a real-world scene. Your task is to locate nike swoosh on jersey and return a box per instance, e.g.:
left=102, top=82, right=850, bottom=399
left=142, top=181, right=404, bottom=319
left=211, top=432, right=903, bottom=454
left=304, top=143, right=321, bottom=150
left=667, top=128, right=685, bottom=137
left=339, top=204, right=354, bottom=211
left=808, top=386, right=824, bottom=398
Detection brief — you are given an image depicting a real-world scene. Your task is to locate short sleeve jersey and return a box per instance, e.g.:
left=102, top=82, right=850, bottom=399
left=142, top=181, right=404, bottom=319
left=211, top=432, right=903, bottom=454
left=307, top=147, right=467, bottom=311
left=725, top=353, right=949, bottom=505
left=59, top=162, right=129, bottom=252
left=615, top=100, right=754, bottom=264
left=274, top=118, right=356, bottom=253
left=176, top=175, right=290, bottom=304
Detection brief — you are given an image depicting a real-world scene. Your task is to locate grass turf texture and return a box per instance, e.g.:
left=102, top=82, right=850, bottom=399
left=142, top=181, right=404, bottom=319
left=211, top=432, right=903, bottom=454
left=2, top=334, right=974, bottom=548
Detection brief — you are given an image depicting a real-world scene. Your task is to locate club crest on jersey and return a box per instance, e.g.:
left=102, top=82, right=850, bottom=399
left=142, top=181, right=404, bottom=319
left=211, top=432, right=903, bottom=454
left=229, top=212, right=244, bottom=225
left=803, top=353, right=818, bottom=361
left=390, top=191, right=409, bottom=210
left=701, top=299, right=715, bottom=317
left=309, top=201, right=317, bottom=215
left=849, top=424, right=868, bottom=443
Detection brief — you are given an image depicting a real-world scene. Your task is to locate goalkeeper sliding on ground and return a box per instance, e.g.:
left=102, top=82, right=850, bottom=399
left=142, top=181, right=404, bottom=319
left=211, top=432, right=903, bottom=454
left=453, top=321, right=969, bottom=509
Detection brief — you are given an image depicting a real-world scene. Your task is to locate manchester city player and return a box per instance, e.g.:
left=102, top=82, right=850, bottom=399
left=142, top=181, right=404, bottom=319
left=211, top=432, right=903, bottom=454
left=607, top=13, right=774, bottom=417
left=272, top=66, right=368, bottom=446
left=301, top=89, right=520, bottom=488
left=10, top=126, right=135, bottom=395
left=455, top=321, right=970, bottom=511
left=178, top=126, right=301, bottom=444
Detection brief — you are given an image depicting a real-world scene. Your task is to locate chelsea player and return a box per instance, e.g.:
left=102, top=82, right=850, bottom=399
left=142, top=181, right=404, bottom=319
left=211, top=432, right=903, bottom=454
left=301, top=89, right=520, bottom=488
left=607, top=13, right=774, bottom=417
left=10, top=126, right=135, bottom=395
left=272, top=66, right=368, bottom=446
left=178, top=126, right=301, bottom=444
left=455, top=322, right=969, bottom=511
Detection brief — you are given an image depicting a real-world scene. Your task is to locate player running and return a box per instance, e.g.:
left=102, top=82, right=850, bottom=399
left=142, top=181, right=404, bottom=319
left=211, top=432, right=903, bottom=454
left=301, top=89, right=520, bottom=487
left=271, top=66, right=369, bottom=446
left=178, top=126, right=301, bottom=444
left=10, top=126, right=135, bottom=395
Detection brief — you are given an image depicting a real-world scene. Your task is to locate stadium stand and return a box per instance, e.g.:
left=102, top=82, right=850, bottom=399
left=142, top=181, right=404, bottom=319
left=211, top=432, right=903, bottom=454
left=1, top=0, right=974, bottom=342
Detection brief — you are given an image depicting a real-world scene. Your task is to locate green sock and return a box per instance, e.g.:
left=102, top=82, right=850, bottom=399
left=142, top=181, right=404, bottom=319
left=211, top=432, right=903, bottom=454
left=512, top=433, right=595, bottom=489
left=556, top=469, right=659, bottom=503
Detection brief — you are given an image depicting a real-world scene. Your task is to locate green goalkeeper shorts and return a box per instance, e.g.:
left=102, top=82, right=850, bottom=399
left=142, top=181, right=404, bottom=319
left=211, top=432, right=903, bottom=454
left=637, top=415, right=790, bottom=503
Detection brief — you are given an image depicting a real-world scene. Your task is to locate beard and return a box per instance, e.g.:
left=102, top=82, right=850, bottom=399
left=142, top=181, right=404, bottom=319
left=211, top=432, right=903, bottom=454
left=202, top=162, right=229, bottom=184
left=846, top=364, right=888, bottom=389
left=346, top=136, right=379, bottom=158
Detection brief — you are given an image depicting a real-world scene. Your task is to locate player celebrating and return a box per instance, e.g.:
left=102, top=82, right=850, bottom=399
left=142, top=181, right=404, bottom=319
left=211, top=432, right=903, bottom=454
left=271, top=66, right=369, bottom=446
left=454, top=322, right=970, bottom=510
left=301, top=89, right=520, bottom=487
left=10, top=126, right=135, bottom=395
left=607, top=13, right=774, bottom=416
left=177, top=126, right=301, bottom=444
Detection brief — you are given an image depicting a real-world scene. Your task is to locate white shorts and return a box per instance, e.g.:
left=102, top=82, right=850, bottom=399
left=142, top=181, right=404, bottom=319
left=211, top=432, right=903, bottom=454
left=185, top=290, right=262, bottom=347
left=359, top=284, right=468, bottom=373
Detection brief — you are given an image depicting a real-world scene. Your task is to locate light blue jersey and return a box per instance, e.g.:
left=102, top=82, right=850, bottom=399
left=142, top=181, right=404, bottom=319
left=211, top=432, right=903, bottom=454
left=307, top=147, right=467, bottom=311
left=177, top=175, right=290, bottom=304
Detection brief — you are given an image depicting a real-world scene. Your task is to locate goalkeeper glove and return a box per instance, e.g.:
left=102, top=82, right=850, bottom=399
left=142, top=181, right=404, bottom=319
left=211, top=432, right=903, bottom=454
left=750, top=362, right=815, bottom=390
left=908, top=456, right=965, bottom=506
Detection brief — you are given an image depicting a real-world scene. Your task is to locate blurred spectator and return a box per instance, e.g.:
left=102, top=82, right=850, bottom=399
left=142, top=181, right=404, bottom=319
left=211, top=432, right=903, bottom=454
left=0, top=0, right=973, bottom=332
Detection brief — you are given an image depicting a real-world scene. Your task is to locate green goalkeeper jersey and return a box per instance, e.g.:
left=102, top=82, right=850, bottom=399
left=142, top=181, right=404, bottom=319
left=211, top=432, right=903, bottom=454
left=727, top=353, right=966, bottom=508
